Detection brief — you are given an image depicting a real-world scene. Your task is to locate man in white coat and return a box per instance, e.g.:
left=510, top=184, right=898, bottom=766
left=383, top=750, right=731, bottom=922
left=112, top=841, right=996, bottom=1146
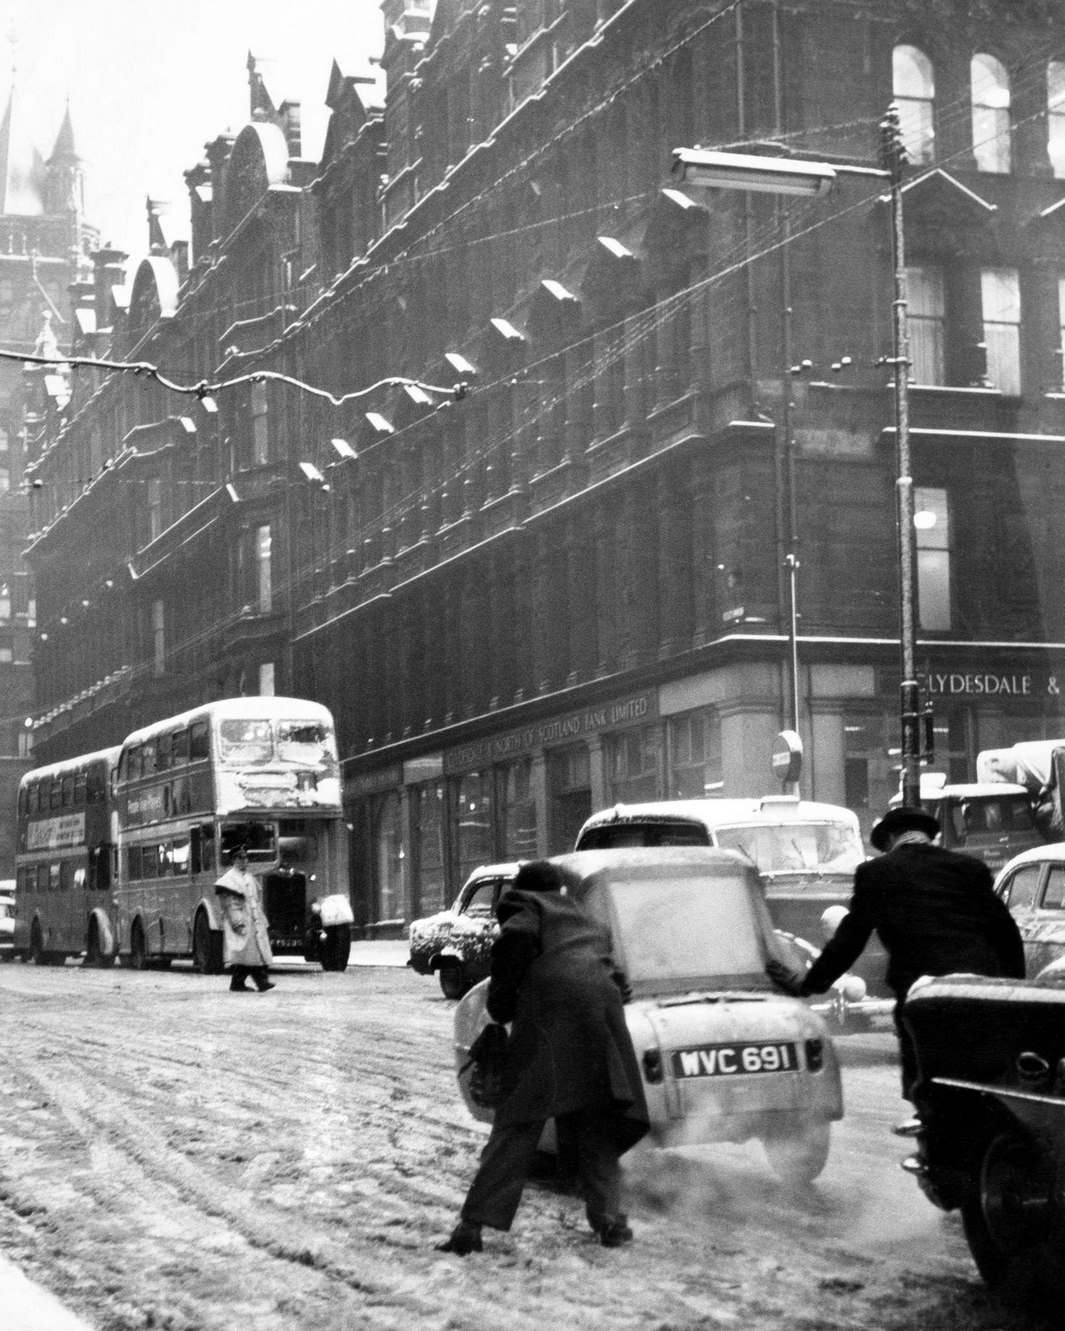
left=215, top=847, right=276, bottom=992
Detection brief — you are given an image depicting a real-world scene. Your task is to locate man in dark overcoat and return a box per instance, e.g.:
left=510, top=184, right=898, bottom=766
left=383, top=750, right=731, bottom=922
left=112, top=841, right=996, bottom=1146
left=437, top=859, right=649, bottom=1255
left=795, top=805, right=1025, bottom=1112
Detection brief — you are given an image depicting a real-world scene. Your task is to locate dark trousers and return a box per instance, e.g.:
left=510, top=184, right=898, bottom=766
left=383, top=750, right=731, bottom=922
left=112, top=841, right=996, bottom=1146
left=460, top=1107, right=622, bottom=1232
left=893, top=1001, right=918, bottom=1102
left=230, top=966, right=270, bottom=991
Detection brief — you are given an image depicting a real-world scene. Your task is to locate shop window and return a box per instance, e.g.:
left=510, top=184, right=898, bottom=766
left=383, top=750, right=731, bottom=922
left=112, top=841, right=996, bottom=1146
left=915, top=486, right=951, bottom=631
left=843, top=713, right=892, bottom=835
left=1050, top=60, right=1065, bottom=178
left=906, top=266, right=945, bottom=384
left=668, top=707, right=722, bottom=798
left=498, top=756, right=538, bottom=860
left=893, top=45, right=935, bottom=165
left=605, top=724, right=662, bottom=804
left=971, top=53, right=1011, bottom=174
left=981, top=268, right=1020, bottom=395
left=413, top=780, right=447, bottom=915
left=546, top=745, right=591, bottom=852
left=371, top=789, right=408, bottom=924
left=454, top=770, right=493, bottom=885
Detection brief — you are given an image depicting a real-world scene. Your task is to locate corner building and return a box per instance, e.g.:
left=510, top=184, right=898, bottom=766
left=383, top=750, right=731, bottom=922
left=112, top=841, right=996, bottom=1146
left=24, top=1, right=1065, bottom=936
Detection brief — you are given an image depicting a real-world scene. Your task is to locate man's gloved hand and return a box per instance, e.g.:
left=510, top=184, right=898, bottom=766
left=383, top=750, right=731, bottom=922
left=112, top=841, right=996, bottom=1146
left=765, top=957, right=806, bottom=996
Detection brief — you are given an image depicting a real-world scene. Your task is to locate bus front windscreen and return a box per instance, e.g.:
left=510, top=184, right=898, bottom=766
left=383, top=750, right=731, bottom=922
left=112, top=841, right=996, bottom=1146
left=714, top=821, right=864, bottom=874
left=277, top=720, right=335, bottom=768
left=219, top=719, right=273, bottom=765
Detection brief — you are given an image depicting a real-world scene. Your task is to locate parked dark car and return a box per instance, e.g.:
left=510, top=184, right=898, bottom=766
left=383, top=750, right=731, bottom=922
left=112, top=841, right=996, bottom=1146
left=901, top=971, right=1065, bottom=1305
left=407, top=863, right=519, bottom=998
left=993, top=842, right=1065, bottom=977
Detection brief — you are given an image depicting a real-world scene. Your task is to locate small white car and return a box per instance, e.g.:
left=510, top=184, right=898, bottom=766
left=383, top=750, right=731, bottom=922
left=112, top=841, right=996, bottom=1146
left=453, top=847, right=844, bottom=1185
left=408, top=863, right=520, bottom=998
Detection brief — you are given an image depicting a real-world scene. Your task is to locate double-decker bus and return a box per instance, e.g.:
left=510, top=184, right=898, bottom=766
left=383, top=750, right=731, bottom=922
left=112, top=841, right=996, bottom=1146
left=14, top=746, right=121, bottom=966
left=112, top=696, right=352, bottom=971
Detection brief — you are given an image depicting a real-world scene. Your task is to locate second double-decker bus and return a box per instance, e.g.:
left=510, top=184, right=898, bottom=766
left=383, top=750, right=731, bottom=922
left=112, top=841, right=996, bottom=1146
left=14, top=746, right=121, bottom=966
left=113, top=696, right=352, bottom=971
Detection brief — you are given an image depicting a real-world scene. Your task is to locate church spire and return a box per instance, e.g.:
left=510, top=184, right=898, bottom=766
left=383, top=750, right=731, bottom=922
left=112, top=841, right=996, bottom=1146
left=49, top=101, right=78, bottom=165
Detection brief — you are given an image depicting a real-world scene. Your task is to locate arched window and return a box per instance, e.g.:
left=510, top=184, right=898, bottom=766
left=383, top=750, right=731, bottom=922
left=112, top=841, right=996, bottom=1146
left=971, top=53, right=1011, bottom=173
left=1049, top=60, right=1065, bottom=178
left=893, top=45, right=935, bottom=165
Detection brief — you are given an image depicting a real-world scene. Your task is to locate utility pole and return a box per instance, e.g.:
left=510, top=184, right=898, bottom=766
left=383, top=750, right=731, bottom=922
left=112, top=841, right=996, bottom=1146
left=879, top=104, right=922, bottom=808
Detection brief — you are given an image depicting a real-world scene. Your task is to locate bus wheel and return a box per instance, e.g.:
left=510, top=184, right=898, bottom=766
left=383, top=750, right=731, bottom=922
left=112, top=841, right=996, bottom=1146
left=129, top=923, right=148, bottom=971
left=320, top=924, right=352, bottom=972
left=30, top=923, right=58, bottom=966
left=193, top=911, right=223, bottom=975
left=85, top=921, right=115, bottom=969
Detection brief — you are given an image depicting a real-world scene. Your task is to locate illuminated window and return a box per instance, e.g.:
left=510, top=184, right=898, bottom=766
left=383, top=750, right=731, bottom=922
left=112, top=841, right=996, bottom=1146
left=255, top=524, right=272, bottom=612
left=971, top=53, right=1011, bottom=173
left=915, top=487, right=951, bottom=631
left=1050, top=61, right=1065, bottom=178
left=893, top=46, right=935, bottom=165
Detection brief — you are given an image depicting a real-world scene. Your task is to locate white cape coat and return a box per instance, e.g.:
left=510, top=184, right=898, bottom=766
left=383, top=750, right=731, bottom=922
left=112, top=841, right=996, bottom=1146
left=214, top=866, right=274, bottom=967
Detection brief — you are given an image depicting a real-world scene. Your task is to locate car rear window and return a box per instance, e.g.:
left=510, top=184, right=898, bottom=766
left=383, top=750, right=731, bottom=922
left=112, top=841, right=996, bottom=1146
left=577, top=822, right=710, bottom=850
left=601, top=876, right=769, bottom=989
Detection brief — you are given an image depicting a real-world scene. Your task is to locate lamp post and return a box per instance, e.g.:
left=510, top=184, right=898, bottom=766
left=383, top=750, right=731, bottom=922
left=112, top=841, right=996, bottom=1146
left=672, top=108, right=922, bottom=806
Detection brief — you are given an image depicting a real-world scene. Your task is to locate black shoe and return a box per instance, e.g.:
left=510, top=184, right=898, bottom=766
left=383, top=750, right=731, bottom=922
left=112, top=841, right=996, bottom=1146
left=435, top=1221, right=483, bottom=1255
left=892, top=1116, right=922, bottom=1137
left=255, top=980, right=276, bottom=992
left=229, top=981, right=251, bottom=992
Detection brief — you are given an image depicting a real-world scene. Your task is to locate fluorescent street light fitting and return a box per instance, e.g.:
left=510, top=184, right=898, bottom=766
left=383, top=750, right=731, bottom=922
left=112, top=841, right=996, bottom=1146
left=672, top=148, right=837, bottom=197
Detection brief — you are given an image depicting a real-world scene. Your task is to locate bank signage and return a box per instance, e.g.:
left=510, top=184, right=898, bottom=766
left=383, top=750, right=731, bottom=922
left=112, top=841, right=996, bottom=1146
left=444, top=690, right=659, bottom=775
left=924, top=669, right=1063, bottom=699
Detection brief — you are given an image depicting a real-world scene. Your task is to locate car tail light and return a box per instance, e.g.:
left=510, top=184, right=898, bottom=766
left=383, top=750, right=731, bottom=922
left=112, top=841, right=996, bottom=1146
left=805, top=1038, right=825, bottom=1072
left=642, top=1049, right=663, bottom=1084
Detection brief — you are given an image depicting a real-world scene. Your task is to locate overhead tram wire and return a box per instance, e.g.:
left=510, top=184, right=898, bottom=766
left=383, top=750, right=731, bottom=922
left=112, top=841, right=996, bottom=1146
left=0, top=349, right=470, bottom=407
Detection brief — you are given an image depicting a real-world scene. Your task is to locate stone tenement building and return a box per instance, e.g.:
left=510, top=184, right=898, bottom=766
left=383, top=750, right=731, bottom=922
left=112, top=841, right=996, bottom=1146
left=23, top=0, right=1065, bottom=933
left=0, top=77, right=98, bottom=875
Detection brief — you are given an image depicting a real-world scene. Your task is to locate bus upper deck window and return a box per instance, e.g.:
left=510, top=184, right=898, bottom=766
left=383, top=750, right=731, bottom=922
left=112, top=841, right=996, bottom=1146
left=189, top=721, right=209, bottom=761
left=220, top=719, right=272, bottom=765
left=277, top=721, right=330, bottom=764
left=171, top=728, right=189, bottom=765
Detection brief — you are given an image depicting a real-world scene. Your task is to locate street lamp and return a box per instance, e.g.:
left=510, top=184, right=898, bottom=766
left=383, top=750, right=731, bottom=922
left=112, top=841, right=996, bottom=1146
left=672, top=107, right=922, bottom=806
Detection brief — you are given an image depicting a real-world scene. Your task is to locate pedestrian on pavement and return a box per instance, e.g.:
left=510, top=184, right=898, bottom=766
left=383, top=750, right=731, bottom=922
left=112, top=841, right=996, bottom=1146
left=437, top=858, right=649, bottom=1256
left=215, top=847, right=275, bottom=993
left=786, top=805, right=1024, bottom=1123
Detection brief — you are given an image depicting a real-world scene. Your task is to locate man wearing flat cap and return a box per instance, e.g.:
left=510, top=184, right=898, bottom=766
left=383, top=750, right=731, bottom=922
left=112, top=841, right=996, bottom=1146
left=792, top=805, right=1024, bottom=1117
